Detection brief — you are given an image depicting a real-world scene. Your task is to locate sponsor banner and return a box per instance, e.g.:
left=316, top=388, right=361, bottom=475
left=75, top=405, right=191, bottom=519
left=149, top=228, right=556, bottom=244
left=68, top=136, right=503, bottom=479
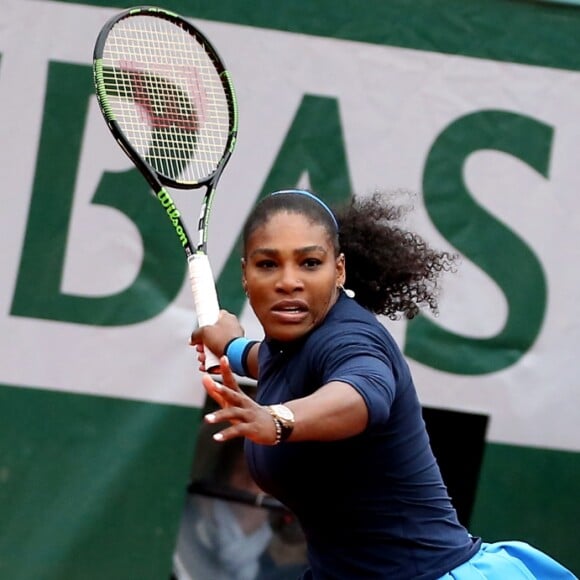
left=2, top=1, right=580, bottom=452
left=2, top=0, right=580, bottom=577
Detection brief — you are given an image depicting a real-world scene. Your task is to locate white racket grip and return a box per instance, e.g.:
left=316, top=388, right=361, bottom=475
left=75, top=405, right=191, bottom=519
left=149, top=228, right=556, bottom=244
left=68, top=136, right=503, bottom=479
left=188, top=254, right=220, bottom=373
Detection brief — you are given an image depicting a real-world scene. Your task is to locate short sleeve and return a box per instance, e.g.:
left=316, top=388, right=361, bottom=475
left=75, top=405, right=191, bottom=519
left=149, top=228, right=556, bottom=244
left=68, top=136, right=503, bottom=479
left=309, top=324, right=398, bottom=428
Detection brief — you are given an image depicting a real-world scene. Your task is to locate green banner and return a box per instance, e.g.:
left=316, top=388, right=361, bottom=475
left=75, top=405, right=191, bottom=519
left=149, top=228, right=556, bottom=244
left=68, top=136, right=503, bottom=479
left=1, top=1, right=579, bottom=577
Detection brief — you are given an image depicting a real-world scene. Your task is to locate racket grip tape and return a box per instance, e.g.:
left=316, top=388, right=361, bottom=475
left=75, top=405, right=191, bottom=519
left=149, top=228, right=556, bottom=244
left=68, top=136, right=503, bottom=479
left=187, top=254, right=220, bottom=373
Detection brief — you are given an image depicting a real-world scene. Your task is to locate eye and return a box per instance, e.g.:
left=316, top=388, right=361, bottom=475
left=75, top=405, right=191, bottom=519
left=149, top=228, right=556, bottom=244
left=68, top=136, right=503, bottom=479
left=255, top=259, right=277, bottom=270
left=302, top=258, right=322, bottom=269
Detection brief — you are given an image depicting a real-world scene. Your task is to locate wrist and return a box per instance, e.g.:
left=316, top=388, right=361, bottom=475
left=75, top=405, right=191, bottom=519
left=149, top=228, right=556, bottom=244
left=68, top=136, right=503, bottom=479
left=224, top=337, right=259, bottom=376
left=270, top=415, right=283, bottom=445
left=266, top=404, right=295, bottom=445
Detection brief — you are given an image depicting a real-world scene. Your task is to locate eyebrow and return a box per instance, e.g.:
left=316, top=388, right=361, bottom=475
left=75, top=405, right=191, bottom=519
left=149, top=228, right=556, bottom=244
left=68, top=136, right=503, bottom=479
left=249, top=245, right=328, bottom=259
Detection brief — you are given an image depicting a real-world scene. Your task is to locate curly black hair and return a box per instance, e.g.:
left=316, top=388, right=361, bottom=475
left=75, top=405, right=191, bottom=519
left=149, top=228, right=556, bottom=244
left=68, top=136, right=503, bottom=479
left=242, top=190, right=457, bottom=320
left=335, top=193, right=457, bottom=319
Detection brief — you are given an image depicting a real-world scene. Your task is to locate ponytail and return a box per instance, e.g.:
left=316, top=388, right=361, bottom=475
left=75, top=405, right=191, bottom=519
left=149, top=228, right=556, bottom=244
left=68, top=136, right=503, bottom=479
left=334, top=193, right=457, bottom=319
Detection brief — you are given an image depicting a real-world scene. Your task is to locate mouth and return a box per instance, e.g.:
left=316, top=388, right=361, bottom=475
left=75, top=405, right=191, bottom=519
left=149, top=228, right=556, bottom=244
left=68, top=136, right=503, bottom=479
left=271, top=300, right=309, bottom=322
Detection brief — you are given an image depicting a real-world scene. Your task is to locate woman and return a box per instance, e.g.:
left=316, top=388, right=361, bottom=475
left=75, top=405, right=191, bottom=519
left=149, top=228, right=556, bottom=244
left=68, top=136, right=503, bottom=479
left=192, top=189, right=576, bottom=579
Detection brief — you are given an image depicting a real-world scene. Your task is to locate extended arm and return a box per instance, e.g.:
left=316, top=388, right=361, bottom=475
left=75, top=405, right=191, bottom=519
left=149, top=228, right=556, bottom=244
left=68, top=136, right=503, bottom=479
left=204, top=357, right=368, bottom=444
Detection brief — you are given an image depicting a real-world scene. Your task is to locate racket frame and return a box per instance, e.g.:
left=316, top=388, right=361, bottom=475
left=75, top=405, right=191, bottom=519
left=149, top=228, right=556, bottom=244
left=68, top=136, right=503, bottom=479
left=93, top=6, right=239, bottom=371
left=92, top=5, right=238, bottom=257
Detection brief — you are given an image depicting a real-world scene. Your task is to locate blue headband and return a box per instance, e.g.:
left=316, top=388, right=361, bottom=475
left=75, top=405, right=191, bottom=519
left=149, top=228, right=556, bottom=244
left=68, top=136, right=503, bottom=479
left=269, top=189, right=339, bottom=230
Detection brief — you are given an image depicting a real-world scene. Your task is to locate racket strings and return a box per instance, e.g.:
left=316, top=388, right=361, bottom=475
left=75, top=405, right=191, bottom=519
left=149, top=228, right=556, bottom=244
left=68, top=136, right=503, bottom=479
left=100, top=14, right=232, bottom=184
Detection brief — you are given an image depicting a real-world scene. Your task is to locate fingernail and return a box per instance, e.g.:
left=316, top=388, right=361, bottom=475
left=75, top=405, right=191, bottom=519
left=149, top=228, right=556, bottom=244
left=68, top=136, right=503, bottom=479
left=205, top=413, right=216, bottom=422
left=213, top=432, right=224, bottom=441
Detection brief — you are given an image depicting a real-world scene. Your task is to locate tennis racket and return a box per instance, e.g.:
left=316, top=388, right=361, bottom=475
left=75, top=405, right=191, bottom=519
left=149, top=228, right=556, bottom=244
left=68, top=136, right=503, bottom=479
left=93, top=6, right=238, bottom=372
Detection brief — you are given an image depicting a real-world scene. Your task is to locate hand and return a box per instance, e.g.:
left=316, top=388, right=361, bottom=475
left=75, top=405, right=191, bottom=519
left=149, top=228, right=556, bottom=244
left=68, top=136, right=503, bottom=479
left=190, top=309, right=245, bottom=372
left=203, top=356, right=278, bottom=445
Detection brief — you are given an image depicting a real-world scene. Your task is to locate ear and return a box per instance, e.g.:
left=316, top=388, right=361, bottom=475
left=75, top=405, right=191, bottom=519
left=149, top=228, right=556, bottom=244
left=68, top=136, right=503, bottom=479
left=241, top=258, right=248, bottom=289
left=336, top=253, right=346, bottom=286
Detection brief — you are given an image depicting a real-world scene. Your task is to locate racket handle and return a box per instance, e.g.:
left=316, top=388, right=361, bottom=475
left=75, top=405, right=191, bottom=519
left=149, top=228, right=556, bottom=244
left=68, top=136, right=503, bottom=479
left=188, top=253, right=221, bottom=373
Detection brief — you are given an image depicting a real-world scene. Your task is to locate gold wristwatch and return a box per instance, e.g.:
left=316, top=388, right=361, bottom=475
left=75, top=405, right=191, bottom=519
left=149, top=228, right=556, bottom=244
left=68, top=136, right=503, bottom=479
left=267, top=404, right=295, bottom=445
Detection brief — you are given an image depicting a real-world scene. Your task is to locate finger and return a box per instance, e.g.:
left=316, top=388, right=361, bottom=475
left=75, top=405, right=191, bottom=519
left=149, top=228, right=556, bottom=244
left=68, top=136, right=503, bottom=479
left=205, top=404, right=252, bottom=425
left=196, top=345, right=206, bottom=370
left=201, top=374, right=227, bottom=408
left=219, top=356, right=241, bottom=390
left=209, top=381, right=249, bottom=409
left=189, top=327, right=203, bottom=346
left=196, top=347, right=219, bottom=374
left=210, top=415, right=277, bottom=445
left=211, top=425, right=242, bottom=442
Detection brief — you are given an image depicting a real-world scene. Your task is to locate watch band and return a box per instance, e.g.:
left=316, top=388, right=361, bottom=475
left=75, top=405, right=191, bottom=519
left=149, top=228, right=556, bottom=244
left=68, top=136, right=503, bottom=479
left=271, top=417, right=283, bottom=445
left=267, top=404, right=295, bottom=445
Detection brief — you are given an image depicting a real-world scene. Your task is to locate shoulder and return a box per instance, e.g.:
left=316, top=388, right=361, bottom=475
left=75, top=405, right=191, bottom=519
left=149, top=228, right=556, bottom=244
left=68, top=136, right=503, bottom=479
left=312, top=294, right=393, bottom=346
left=306, top=294, right=403, bottom=364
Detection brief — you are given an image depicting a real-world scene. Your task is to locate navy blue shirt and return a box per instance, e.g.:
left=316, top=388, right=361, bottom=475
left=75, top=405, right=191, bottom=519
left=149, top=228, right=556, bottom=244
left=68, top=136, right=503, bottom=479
left=246, top=293, right=480, bottom=579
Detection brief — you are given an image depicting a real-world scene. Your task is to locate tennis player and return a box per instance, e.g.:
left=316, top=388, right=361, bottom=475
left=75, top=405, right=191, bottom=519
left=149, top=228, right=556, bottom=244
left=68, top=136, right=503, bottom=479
left=191, top=189, right=576, bottom=579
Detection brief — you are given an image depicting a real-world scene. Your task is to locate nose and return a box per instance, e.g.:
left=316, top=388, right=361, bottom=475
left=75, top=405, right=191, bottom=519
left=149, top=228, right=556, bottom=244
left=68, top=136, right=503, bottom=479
left=275, top=264, right=304, bottom=293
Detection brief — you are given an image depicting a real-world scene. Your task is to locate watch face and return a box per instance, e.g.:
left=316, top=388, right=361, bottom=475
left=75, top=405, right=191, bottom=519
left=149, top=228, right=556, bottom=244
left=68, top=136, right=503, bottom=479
left=272, top=404, right=294, bottom=422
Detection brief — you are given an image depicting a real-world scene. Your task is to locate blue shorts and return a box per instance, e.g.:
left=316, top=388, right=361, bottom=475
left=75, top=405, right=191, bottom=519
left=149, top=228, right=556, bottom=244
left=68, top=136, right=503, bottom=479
left=440, top=541, right=577, bottom=579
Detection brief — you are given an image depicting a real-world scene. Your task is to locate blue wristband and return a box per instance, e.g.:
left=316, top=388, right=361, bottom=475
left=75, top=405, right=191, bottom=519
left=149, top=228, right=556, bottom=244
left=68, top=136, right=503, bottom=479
left=225, top=337, right=257, bottom=376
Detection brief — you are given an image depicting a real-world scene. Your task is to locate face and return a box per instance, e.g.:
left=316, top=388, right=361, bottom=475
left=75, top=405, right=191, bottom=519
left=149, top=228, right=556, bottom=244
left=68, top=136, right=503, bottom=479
left=242, top=211, right=345, bottom=342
